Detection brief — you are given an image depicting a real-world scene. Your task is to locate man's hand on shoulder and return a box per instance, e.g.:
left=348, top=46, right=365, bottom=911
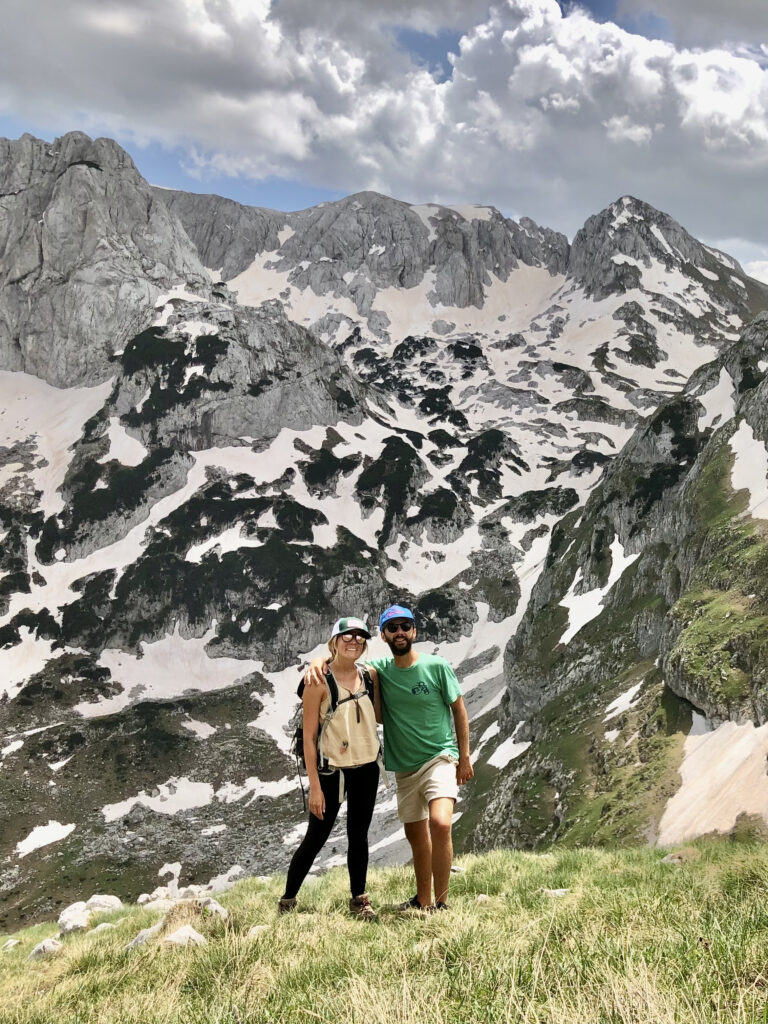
left=456, top=755, right=473, bottom=785
left=305, top=656, right=329, bottom=687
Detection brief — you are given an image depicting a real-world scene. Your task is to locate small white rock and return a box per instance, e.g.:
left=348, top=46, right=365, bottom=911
left=1, top=939, right=20, bottom=952
left=91, top=923, right=116, bottom=933
left=247, top=925, right=269, bottom=939
left=475, top=894, right=491, bottom=904
left=541, top=888, right=570, bottom=897
left=86, top=894, right=123, bottom=911
left=28, top=937, right=62, bottom=960
left=163, top=925, right=207, bottom=947
left=450, top=865, right=465, bottom=874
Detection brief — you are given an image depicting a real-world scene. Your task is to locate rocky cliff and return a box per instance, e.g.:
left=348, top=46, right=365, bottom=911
left=0, top=133, right=207, bottom=387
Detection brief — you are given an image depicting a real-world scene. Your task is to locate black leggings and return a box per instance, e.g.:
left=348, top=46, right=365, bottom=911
left=283, top=760, right=380, bottom=899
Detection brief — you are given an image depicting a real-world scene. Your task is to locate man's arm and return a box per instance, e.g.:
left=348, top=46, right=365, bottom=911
left=450, top=695, right=473, bottom=785
left=368, top=666, right=382, bottom=724
left=304, top=656, right=330, bottom=687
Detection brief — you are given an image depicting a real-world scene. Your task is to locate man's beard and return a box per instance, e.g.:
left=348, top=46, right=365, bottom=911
left=387, top=636, right=413, bottom=656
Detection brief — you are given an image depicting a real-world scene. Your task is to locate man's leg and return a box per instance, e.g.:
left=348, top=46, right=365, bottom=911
left=429, top=797, right=455, bottom=906
left=403, top=818, right=432, bottom=908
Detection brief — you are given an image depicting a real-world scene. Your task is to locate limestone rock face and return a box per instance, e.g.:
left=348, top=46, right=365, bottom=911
left=157, top=188, right=570, bottom=315
left=155, top=188, right=288, bottom=280
left=0, top=132, right=207, bottom=386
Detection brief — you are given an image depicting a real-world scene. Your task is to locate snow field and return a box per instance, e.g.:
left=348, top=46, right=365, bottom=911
left=77, top=624, right=263, bottom=718
left=0, top=371, right=112, bottom=518
left=729, top=420, right=768, bottom=519
left=658, top=717, right=768, bottom=845
left=697, top=368, right=736, bottom=431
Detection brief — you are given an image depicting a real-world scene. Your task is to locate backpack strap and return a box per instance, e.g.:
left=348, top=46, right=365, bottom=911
left=325, top=671, right=340, bottom=711
left=358, top=666, right=374, bottom=702
left=297, top=670, right=339, bottom=707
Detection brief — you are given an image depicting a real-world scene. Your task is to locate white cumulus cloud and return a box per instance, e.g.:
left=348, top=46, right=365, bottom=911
left=0, top=0, right=766, bottom=264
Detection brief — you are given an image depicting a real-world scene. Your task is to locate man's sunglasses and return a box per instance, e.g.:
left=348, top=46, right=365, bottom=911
left=340, top=631, right=368, bottom=643
left=383, top=621, right=414, bottom=635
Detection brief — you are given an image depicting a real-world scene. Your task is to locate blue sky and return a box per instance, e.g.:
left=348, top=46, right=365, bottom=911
left=1, top=0, right=766, bottom=274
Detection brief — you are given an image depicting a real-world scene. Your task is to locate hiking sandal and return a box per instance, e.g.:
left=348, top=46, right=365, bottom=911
left=349, top=893, right=377, bottom=920
left=278, top=897, right=297, bottom=915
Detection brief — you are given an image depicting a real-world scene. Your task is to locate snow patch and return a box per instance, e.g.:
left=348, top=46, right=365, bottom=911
left=559, top=539, right=640, bottom=645
left=98, top=417, right=148, bottom=467
left=604, top=681, right=643, bottom=721
left=488, top=729, right=530, bottom=769
left=16, top=820, right=76, bottom=858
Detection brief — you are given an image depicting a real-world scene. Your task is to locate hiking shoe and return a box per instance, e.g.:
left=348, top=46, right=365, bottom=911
left=397, top=895, right=430, bottom=913
left=434, top=901, right=449, bottom=912
left=349, top=894, right=377, bottom=920
left=277, top=897, right=297, bottom=915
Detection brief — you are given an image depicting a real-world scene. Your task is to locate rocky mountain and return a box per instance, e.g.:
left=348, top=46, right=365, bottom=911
left=1, top=130, right=767, bottom=929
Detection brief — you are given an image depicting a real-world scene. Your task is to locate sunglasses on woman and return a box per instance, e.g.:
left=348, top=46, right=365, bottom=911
left=340, top=631, right=368, bottom=643
left=383, top=621, right=414, bottom=635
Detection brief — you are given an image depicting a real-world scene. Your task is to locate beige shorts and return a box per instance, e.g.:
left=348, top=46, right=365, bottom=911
left=395, top=754, right=459, bottom=823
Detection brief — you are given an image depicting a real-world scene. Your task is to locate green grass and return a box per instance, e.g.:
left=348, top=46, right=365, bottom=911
left=3, top=845, right=768, bottom=1023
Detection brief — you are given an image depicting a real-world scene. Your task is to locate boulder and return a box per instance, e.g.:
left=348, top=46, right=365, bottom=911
left=86, top=894, right=123, bottom=911
left=28, top=937, right=62, bottom=960
left=57, top=901, right=92, bottom=934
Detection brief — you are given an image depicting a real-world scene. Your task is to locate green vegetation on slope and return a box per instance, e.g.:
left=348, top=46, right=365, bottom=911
left=668, top=432, right=768, bottom=716
left=3, top=844, right=768, bottom=1023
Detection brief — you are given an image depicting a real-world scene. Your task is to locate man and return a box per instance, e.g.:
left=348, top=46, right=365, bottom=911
left=306, top=603, right=473, bottom=911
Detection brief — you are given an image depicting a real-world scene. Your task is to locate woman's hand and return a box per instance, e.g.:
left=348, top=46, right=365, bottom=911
left=309, top=783, right=325, bottom=820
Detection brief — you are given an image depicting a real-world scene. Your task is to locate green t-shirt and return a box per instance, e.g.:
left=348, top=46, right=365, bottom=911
left=368, top=653, right=462, bottom=772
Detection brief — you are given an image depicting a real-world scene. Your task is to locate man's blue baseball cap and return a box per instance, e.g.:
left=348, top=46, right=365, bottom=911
left=379, top=604, right=415, bottom=631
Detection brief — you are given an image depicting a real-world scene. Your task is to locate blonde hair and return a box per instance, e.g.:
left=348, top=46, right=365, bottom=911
left=328, top=634, right=368, bottom=661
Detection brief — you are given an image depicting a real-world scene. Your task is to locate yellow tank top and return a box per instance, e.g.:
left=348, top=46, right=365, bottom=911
left=318, top=672, right=380, bottom=769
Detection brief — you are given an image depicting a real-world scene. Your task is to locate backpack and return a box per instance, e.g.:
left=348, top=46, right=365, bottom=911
left=290, top=667, right=375, bottom=806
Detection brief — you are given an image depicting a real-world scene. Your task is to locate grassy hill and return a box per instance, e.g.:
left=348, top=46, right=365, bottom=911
left=2, top=842, right=768, bottom=1023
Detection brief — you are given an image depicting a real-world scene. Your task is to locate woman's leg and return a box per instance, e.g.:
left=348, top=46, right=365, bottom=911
left=343, top=761, right=380, bottom=898
left=283, top=772, right=341, bottom=899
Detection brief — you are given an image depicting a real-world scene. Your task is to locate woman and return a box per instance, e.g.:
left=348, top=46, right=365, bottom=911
left=279, top=616, right=381, bottom=919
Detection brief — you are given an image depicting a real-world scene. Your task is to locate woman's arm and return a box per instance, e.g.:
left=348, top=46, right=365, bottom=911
left=301, top=683, right=326, bottom=819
